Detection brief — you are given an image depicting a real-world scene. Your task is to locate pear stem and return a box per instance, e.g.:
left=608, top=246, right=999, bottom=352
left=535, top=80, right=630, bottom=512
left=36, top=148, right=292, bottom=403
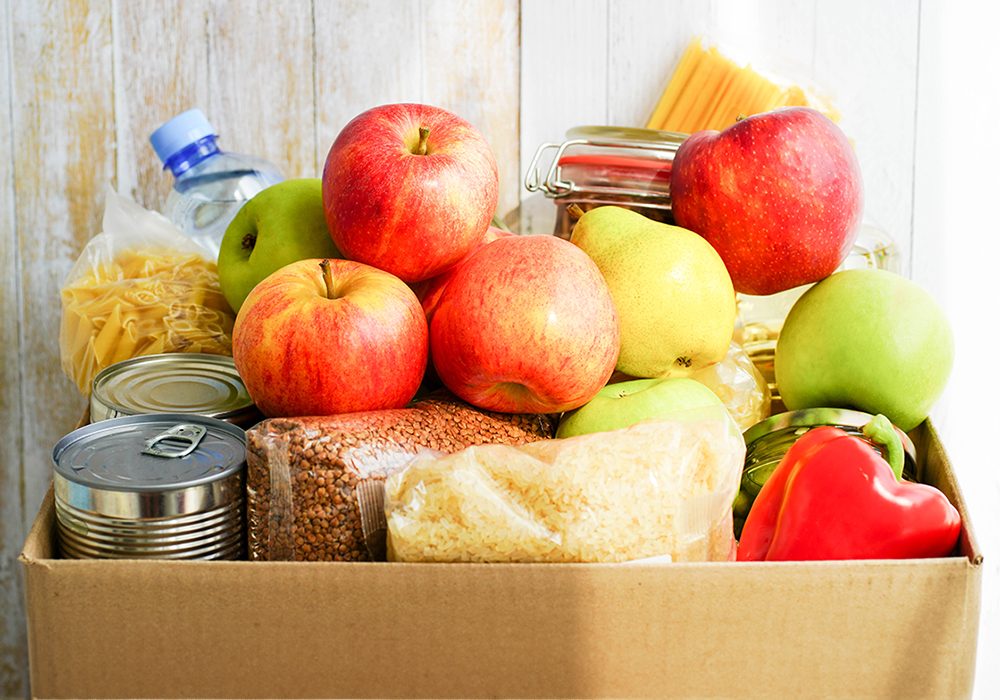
left=320, top=259, right=336, bottom=300
left=415, top=126, right=430, bottom=155
left=566, top=203, right=586, bottom=221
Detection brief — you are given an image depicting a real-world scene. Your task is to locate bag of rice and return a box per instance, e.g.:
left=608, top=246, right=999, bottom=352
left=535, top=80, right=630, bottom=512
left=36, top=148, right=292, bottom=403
left=383, top=404, right=744, bottom=563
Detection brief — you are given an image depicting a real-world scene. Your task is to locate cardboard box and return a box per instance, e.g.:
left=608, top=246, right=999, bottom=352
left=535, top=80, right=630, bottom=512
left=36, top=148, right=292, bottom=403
left=20, top=420, right=982, bottom=699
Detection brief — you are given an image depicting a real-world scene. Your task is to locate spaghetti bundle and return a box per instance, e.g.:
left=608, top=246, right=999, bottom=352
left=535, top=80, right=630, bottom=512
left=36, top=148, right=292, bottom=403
left=647, top=36, right=840, bottom=134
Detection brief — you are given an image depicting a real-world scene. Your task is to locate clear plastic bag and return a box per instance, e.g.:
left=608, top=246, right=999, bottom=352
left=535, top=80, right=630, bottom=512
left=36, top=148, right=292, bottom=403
left=383, top=403, right=744, bottom=564
left=244, top=391, right=558, bottom=562
left=59, top=185, right=235, bottom=397
left=690, top=341, right=771, bottom=431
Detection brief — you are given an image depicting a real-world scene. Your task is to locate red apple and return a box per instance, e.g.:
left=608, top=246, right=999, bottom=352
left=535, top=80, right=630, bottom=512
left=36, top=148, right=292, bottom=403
left=430, top=234, right=620, bottom=414
left=670, top=106, right=864, bottom=296
left=232, top=258, right=428, bottom=417
left=410, top=225, right=512, bottom=324
left=322, top=103, right=499, bottom=284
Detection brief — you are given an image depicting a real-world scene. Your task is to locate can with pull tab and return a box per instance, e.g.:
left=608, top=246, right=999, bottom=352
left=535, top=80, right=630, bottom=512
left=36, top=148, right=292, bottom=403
left=51, top=413, right=247, bottom=560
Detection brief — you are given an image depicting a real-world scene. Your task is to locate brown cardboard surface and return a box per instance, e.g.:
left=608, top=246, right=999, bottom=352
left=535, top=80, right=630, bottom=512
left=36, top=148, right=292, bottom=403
left=21, top=420, right=983, bottom=700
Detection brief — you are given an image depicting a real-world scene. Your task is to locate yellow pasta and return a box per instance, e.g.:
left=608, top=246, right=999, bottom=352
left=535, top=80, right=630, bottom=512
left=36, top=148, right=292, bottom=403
left=646, top=36, right=841, bottom=134
left=60, top=247, right=235, bottom=397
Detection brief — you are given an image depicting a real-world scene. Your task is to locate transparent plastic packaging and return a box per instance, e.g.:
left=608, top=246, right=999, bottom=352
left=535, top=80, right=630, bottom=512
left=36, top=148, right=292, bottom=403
left=383, top=404, right=744, bottom=564
left=689, top=341, right=772, bottom=431
left=59, top=186, right=235, bottom=397
left=244, top=391, right=557, bottom=562
left=150, top=109, right=284, bottom=260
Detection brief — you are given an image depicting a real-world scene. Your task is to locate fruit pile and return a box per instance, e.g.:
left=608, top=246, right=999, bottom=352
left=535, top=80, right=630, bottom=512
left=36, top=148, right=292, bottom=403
left=215, top=101, right=959, bottom=562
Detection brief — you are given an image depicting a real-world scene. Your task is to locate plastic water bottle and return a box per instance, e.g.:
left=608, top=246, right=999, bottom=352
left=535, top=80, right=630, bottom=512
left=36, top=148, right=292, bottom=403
left=150, top=109, right=285, bottom=260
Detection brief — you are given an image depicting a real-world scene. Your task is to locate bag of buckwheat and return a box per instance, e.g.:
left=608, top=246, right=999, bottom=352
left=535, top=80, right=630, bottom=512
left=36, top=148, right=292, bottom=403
left=383, top=403, right=744, bottom=564
left=244, top=390, right=557, bottom=562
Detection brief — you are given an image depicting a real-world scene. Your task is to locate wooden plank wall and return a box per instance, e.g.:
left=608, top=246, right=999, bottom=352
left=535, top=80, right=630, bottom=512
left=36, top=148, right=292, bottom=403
left=0, top=0, right=942, bottom=696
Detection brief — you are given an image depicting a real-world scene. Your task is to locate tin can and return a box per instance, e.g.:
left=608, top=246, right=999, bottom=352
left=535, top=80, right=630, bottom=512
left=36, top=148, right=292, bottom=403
left=52, top=413, right=247, bottom=560
left=735, top=408, right=918, bottom=538
left=524, top=126, right=686, bottom=239
left=90, top=353, right=261, bottom=428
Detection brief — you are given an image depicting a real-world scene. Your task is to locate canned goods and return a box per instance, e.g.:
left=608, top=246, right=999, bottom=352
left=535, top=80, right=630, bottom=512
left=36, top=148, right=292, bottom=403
left=51, top=413, right=247, bottom=560
left=734, top=408, right=918, bottom=538
left=90, top=353, right=261, bottom=428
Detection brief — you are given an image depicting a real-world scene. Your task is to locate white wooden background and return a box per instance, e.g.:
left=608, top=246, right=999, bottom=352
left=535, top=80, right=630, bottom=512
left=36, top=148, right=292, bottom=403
left=1, top=1, right=997, bottom=698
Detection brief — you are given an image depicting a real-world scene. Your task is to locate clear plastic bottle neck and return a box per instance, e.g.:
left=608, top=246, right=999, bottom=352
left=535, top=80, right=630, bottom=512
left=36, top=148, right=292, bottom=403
left=163, top=135, right=222, bottom=178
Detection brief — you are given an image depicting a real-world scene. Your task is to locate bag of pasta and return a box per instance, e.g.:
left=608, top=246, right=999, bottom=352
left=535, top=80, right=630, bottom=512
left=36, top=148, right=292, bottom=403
left=59, top=185, right=236, bottom=397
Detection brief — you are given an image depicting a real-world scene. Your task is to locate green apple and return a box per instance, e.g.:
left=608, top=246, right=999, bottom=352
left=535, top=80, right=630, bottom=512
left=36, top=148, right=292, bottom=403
left=774, top=268, right=953, bottom=432
left=218, top=178, right=343, bottom=312
left=569, top=206, right=736, bottom=379
left=555, top=376, right=724, bottom=438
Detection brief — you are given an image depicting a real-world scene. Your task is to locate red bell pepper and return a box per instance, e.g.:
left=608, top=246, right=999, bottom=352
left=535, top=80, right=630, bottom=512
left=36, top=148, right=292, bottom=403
left=737, top=414, right=961, bottom=561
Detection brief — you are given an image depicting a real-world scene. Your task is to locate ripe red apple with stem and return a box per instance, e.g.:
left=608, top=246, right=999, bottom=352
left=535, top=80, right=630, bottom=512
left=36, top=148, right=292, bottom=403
left=322, top=103, right=499, bottom=284
left=429, top=234, right=620, bottom=414
left=670, top=106, right=864, bottom=296
left=232, top=258, right=428, bottom=417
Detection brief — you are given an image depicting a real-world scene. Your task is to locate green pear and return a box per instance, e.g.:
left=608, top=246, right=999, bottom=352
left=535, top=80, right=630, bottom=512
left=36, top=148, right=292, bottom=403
left=556, top=376, right=723, bottom=438
left=570, top=206, right=736, bottom=378
left=774, top=268, right=953, bottom=432
left=218, top=178, right=343, bottom=312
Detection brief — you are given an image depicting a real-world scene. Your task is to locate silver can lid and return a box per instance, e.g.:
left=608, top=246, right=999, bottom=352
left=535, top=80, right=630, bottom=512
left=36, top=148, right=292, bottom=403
left=53, top=413, right=246, bottom=495
left=90, top=353, right=256, bottom=424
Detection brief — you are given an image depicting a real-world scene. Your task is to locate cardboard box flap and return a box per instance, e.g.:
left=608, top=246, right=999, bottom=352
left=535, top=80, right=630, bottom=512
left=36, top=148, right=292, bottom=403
left=910, top=421, right=983, bottom=565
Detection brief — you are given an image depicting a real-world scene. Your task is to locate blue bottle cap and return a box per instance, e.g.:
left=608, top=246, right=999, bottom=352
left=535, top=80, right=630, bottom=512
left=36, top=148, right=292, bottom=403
left=149, top=109, right=217, bottom=165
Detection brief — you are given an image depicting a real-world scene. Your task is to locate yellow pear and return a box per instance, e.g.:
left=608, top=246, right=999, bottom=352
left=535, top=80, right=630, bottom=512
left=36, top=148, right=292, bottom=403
left=570, top=206, right=736, bottom=378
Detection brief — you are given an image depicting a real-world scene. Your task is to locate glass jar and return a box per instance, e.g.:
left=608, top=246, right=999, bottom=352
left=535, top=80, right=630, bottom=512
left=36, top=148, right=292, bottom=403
left=524, top=126, right=687, bottom=239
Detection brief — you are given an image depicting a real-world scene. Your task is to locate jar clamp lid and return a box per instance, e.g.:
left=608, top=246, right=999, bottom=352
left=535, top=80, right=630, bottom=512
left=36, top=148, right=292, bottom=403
left=524, top=126, right=687, bottom=201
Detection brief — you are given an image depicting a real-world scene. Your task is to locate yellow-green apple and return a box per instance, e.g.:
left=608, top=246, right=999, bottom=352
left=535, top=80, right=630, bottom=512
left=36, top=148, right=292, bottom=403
left=322, top=103, right=498, bottom=284
left=774, top=268, right=953, bottom=432
left=429, top=234, right=619, bottom=414
left=218, top=178, right=343, bottom=313
left=410, top=225, right=512, bottom=324
left=555, top=376, right=723, bottom=438
left=232, top=258, right=428, bottom=417
left=671, top=106, right=864, bottom=296
left=569, top=205, right=736, bottom=379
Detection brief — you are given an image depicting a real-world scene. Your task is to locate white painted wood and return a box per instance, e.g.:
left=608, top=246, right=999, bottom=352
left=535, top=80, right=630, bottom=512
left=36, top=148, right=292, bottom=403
left=519, top=0, right=608, bottom=235
left=0, top=0, right=29, bottom=690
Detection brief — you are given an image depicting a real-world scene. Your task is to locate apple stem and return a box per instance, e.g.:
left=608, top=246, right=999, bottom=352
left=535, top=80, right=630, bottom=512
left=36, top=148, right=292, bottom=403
left=241, top=233, right=256, bottom=251
left=416, top=126, right=430, bottom=155
left=567, top=203, right=586, bottom=221
left=320, top=259, right=336, bottom=300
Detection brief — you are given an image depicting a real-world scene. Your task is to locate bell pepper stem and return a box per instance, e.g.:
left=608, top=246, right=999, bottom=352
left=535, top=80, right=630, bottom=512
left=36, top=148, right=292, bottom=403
left=862, top=414, right=905, bottom=481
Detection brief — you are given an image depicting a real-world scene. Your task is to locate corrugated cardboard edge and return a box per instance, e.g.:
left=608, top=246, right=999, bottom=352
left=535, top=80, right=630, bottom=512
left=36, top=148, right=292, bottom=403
left=909, top=420, right=983, bottom=565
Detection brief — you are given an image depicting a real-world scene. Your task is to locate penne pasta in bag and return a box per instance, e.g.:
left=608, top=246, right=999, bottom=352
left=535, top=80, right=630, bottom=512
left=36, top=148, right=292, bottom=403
left=59, top=186, right=236, bottom=397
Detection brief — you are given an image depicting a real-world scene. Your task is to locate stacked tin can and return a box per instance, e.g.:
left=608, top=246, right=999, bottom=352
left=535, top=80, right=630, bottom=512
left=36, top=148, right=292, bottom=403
left=90, top=353, right=261, bottom=428
left=52, top=353, right=258, bottom=560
